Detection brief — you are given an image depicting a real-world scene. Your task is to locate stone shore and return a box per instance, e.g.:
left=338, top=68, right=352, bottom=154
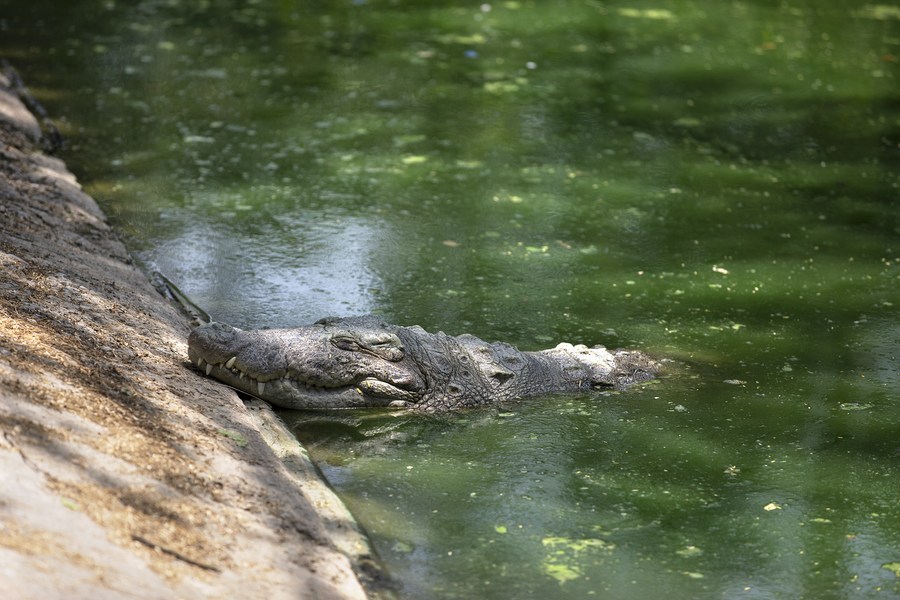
left=0, top=68, right=389, bottom=600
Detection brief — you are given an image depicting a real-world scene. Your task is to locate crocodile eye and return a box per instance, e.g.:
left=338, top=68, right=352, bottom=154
left=332, top=337, right=361, bottom=352
left=367, top=334, right=404, bottom=361
left=373, top=339, right=403, bottom=351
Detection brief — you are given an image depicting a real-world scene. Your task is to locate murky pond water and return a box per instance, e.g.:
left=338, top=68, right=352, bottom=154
left=4, top=1, right=898, bottom=597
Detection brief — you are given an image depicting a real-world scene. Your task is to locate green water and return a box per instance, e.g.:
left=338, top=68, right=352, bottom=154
left=3, top=1, right=898, bottom=597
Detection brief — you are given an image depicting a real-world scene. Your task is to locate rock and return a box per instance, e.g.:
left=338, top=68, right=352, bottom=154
left=0, top=67, right=386, bottom=600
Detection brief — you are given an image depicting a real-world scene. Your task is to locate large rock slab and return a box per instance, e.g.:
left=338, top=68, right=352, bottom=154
left=0, top=68, right=386, bottom=600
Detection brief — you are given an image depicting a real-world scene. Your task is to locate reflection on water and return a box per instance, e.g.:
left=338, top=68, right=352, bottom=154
left=150, top=212, right=386, bottom=327
left=3, top=0, right=897, bottom=598
left=285, top=369, right=899, bottom=599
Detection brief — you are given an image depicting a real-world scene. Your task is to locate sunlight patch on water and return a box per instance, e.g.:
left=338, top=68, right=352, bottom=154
left=149, top=214, right=386, bottom=328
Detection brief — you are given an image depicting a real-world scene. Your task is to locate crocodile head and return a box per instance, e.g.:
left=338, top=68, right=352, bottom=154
left=187, top=316, right=428, bottom=409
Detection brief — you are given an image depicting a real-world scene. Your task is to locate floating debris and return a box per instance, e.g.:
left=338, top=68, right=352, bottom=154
left=676, top=545, right=704, bottom=558
left=839, top=402, right=874, bottom=411
left=542, top=536, right=614, bottom=583
left=617, top=8, right=676, bottom=20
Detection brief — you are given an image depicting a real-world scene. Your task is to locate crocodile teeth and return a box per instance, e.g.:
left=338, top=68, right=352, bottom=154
left=224, top=356, right=236, bottom=369
left=258, top=381, right=265, bottom=396
left=205, top=363, right=213, bottom=376
left=196, top=357, right=206, bottom=369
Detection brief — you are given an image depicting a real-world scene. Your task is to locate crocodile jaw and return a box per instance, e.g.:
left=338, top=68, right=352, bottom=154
left=187, top=346, right=418, bottom=409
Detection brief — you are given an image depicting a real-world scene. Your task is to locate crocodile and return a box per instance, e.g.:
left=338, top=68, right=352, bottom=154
left=187, top=316, right=659, bottom=412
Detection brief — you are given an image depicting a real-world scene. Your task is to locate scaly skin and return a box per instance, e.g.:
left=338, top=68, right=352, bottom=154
left=187, top=316, right=658, bottom=411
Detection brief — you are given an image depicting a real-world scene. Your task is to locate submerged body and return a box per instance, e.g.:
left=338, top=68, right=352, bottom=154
left=187, top=316, right=658, bottom=411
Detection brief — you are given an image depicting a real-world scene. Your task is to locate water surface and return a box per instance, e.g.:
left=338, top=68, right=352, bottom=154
left=3, top=1, right=898, bottom=598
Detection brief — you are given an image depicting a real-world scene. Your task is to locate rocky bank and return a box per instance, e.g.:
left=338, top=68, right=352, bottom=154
left=0, top=68, right=388, bottom=599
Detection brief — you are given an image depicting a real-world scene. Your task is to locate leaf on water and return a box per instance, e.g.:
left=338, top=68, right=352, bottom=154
left=542, top=536, right=615, bottom=582
left=763, top=502, right=782, bottom=511
left=456, top=159, right=483, bottom=169
left=401, top=155, right=428, bottom=165
left=839, top=402, right=874, bottom=411
left=545, top=563, right=581, bottom=583
left=857, top=5, right=900, bottom=20
left=393, top=134, right=427, bottom=147
left=682, top=571, right=705, bottom=579
left=676, top=545, right=703, bottom=558
left=484, top=81, right=521, bottom=94
left=495, top=525, right=508, bottom=534
left=673, top=117, right=701, bottom=127
left=183, top=135, right=215, bottom=144
left=618, top=8, right=676, bottom=20
left=542, top=537, right=614, bottom=553
left=218, top=429, right=248, bottom=447
left=435, top=33, right=487, bottom=45
left=882, top=562, right=900, bottom=577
